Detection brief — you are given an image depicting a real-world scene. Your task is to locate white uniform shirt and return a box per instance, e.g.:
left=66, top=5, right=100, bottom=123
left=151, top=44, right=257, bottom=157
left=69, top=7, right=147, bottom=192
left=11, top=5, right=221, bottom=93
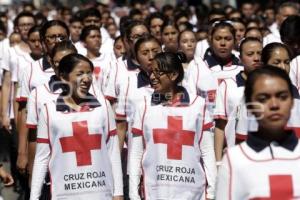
left=290, top=55, right=300, bottom=93
left=214, top=72, right=245, bottom=146
left=30, top=96, right=123, bottom=199
left=129, top=90, right=216, bottom=200
left=216, top=132, right=300, bottom=200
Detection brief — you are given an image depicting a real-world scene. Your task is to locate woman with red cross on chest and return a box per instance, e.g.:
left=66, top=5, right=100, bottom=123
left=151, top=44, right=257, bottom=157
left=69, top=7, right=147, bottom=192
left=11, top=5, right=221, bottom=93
left=129, top=52, right=217, bottom=200
left=216, top=66, right=300, bottom=199
left=30, top=54, right=123, bottom=200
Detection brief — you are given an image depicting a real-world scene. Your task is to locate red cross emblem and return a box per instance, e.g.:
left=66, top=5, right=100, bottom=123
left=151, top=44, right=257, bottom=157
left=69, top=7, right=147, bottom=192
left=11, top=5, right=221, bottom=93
left=251, top=175, right=297, bottom=200
left=94, top=67, right=101, bottom=80
left=60, top=121, right=101, bottom=166
left=153, top=116, right=195, bottom=160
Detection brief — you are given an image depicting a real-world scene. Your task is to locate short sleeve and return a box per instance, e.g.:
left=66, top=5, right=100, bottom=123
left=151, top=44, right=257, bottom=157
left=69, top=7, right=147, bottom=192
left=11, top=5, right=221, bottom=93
left=289, top=56, right=300, bottom=91
left=26, top=88, right=38, bottom=129
left=131, top=100, right=146, bottom=136
left=36, top=104, right=50, bottom=144
left=213, top=80, right=228, bottom=120
left=105, top=99, right=117, bottom=138
left=18, top=64, right=32, bottom=102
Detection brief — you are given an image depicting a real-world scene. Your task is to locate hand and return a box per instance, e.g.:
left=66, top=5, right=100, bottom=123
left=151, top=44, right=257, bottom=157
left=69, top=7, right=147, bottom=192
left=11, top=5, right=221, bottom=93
left=1, top=116, right=11, bottom=133
left=17, top=153, right=28, bottom=175
left=112, top=196, right=124, bottom=200
left=0, top=167, right=14, bottom=186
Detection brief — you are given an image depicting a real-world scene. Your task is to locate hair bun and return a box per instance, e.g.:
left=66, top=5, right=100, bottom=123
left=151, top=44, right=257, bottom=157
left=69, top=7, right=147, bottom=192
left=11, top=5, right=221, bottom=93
left=176, top=52, right=187, bottom=63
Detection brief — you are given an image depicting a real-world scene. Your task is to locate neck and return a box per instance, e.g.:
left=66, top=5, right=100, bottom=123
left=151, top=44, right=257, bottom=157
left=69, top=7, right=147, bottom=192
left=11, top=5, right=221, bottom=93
left=87, top=51, right=100, bottom=59
left=257, top=126, right=287, bottom=143
left=18, top=41, right=31, bottom=53
left=63, top=95, right=86, bottom=112
left=241, top=71, right=247, bottom=80
left=30, top=53, right=42, bottom=61
left=212, top=51, right=232, bottom=66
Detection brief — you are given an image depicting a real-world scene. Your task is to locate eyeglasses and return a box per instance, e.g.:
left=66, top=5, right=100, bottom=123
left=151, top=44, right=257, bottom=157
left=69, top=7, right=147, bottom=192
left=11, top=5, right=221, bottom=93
left=150, top=69, right=168, bottom=78
left=129, top=33, right=148, bottom=41
left=45, top=34, right=67, bottom=43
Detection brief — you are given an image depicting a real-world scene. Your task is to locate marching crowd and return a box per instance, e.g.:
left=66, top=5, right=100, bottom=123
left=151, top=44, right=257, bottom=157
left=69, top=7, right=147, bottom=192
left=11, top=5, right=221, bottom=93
left=0, top=0, right=300, bottom=199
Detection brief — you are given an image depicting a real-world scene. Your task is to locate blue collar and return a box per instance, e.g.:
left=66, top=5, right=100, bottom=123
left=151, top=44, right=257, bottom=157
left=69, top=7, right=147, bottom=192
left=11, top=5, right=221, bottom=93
left=137, top=70, right=150, bottom=88
left=236, top=71, right=246, bottom=87
left=126, top=57, right=140, bottom=71
left=292, top=85, right=300, bottom=99
left=56, top=93, right=101, bottom=112
left=48, top=75, right=63, bottom=92
left=42, top=56, right=52, bottom=71
left=246, top=130, right=298, bottom=152
left=151, top=86, right=190, bottom=106
left=203, top=48, right=240, bottom=68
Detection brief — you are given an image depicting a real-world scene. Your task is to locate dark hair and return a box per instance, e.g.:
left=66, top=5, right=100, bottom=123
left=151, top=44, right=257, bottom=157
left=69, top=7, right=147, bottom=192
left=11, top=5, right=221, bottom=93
left=82, top=8, right=101, bottom=20
left=69, top=16, right=82, bottom=24
left=28, top=25, right=41, bottom=38
left=58, top=53, right=94, bottom=79
left=210, top=20, right=235, bottom=39
left=13, top=12, right=35, bottom=27
left=80, top=25, right=100, bottom=41
left=51, top=40, right=77, bottom=59
left=245, top=65, right=293, bottom=104
left=239, top=37, right=261, bottom=55
left=119, top=16, right=132, bottom=37
left=125, top=20, right=148, bottom=40
left=0, top=20, right=6, bottom=34
left=40, top=20, right=70, bottom=41
left=154, top=52, right=185, bottom=85
left=174, top=11, right=189, bottom=25
left=146, top=12, right=165, bottom=28
left=161, top=19, right=178, bottom=33
left=280, top=15, right=300, bottom=47
left=134, top=34, right=161, bottom=55
left=129, top=8, right=142, bottom=19
left=34, top=12, right=48, bottom=26
left=114, top=35, right=123, bottom=46
left=261, top=42, right=292, bottom=65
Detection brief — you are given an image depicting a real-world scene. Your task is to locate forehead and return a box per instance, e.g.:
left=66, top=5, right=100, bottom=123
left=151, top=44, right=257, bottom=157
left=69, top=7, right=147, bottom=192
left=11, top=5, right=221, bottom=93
left=253, top=75, right=289, bottom=94
left=46, top=25, right=67, bottom=35
left=242, top=41, right=262, bottom=50
left=151, top=18, right=163, bottom=25
left=131, top=25, right=148, bottom=34
left=180, top=31, right=195, bottom=39
left=18, top=16, right=35, bottom=23
left=72, top=60, right=92, bottom=71
left=139, top=40, right=160, bottom=49
left=270, top=48, right=289, bottom=58
left=163, top=25, right=177, bottom=32
left=213, top=27, right=232, bottom=36
left=280, top=6, right=298, bottom=15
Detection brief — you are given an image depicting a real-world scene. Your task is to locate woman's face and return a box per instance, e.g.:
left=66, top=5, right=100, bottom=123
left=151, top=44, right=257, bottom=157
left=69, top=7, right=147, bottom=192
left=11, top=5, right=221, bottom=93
left=136, top=40, right=162, bottom=73
left=28, top=31, right=43, bottom=57
left=150, top=18, right=164, bottom=41
left=211, top=27, right=235, bottom=60
left=84, top=30, right=102, bottom=54
left=240, top=41, right=262, bottom=72
left=150, top=60, right=177, bottom=94
left=161, top=25, right=179, bottom=52
left=179, top=31, right=196, bottom=62
left=44, top=25, right=68, bottom=54
left=65, top=60, right=93, bottom=99
left=250, top=75, right=293, bottom=132
left=52, top=50, right=75, bottom=75
left=232, top=22, right=246, bottom=43
left=267, top=48, right=291, bottom=73
left=113, top=39, right=126, bottom=58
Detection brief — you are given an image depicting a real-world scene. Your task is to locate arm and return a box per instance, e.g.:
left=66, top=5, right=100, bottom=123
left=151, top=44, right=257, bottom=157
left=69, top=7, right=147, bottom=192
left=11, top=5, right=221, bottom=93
left=30, top=105, right=50, bottom=200
left=1, top=70, right=12, bottom=131
left=214, top=119, right=227, bottom=162
left=16, top=108, right=28, bottom=174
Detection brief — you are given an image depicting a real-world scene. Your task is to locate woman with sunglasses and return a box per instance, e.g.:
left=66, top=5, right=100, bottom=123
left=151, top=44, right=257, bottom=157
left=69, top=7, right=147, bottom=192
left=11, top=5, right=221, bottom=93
left=129, top=52, right=216, bottom=200
left=30, top=53, right=123, bottom=199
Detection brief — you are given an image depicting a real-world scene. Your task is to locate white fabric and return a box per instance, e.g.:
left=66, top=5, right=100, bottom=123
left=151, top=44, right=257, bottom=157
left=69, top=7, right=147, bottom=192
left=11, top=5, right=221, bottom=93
left=30, top=100, right=123, bottom=199
left=290, top=56, right=300, bottom=93
left=214, top=78, right=245, bottom=146
left=129, top=94, right=216, bottom=199
left=216, top=140, right=300, bottom=200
